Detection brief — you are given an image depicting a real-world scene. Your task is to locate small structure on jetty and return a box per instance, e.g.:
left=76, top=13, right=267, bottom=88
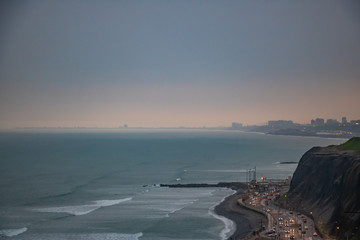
left=246, top=167, right=257, bottom=182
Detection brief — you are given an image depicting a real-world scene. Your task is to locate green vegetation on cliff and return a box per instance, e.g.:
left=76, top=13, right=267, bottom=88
left=338, top=137, right=360, bottom=153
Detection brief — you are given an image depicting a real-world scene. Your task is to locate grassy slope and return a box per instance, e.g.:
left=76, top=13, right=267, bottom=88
left=338, top=137, right=360, bottom=153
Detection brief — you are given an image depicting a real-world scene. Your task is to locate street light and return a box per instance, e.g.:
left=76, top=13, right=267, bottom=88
left=309, top=212, right=313, bottom=238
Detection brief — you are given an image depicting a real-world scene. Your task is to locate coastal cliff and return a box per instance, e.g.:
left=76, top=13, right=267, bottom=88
left=285, top=137, right=360, bottom=239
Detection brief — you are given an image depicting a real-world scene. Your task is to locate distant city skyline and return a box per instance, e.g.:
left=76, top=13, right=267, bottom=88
left=11, top=115, right=360, bottom=130
left=1, top=1, right=360, bottom=129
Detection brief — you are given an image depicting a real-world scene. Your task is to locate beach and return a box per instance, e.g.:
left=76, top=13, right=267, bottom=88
left=0, top=132, right=344, bottom=239
left=215, top=191, right=267, bottom=240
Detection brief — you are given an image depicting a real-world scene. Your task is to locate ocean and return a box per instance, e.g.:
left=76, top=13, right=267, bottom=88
left=0, top=130, right=345, bottom=239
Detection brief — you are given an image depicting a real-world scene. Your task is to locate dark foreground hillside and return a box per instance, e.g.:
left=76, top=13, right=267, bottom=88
left=282, top=137, right=360, bottom=239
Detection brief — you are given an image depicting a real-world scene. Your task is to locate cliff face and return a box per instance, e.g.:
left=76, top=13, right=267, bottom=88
left=287, top=141, right=360, bottom=239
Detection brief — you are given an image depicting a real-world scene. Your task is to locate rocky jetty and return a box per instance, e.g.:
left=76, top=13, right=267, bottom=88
left=284, top=137, right=360, bottom=239
left=160, top=182, right=246, bottom=190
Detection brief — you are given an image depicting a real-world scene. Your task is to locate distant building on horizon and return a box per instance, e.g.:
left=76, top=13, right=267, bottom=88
left=326, top=119, right=340, bottom=126
left=350, top=120, right=360, bottom=125
left=268, top=120, right=293, bottom=129
left=314, top=118, right=325, bottom=126
left=231, top=122, right=243, bottom=129
left=342, top=117, right=347, bottom=125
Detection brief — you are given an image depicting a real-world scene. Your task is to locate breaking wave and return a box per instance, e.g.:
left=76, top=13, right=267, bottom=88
left=13, top=232, right=143, bottom=240
left=33, top=197, right=132, bottom=216
left=0, top=227, right=27, bottom=237
left=208, top=191, right=236, bottom=240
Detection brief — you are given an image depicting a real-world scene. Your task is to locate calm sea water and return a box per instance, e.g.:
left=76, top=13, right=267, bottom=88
left=0, top=130, right=345, bottom=239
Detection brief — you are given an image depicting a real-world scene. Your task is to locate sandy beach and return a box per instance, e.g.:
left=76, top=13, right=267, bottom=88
left=215, top=191, right=267, bottom=240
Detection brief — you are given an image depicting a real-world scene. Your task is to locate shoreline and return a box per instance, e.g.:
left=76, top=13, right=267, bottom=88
left=159, top=182, right=267, bottom=239
left=214, top=190, right=267, bottom=240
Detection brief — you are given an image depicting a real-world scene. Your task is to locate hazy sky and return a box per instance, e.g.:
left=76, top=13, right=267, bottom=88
left=1, top=0, right=360, bottom=128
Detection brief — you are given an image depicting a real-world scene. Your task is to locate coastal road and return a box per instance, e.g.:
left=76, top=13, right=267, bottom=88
left=265, top=201, right=320, bottom=239
left=244, top=189, right=321, bottom=240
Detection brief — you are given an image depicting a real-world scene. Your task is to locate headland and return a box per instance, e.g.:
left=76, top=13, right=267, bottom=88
left=277, top=137, right=360, bottom=239
left=160, top=137, right=360, bottom=239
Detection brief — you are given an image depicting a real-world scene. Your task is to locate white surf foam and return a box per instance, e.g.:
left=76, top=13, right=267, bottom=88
left=165, top=199, right=198, bottom=217
left=208, top=210, right=235, bottom=240
left=17, top=232, right=143, bottom=240
left=132, top=188, right=216, bottom=218
left=82, top=232, right=143, bottom=240
left=34, top=197, right=132, bottom=216
left=134, top=198, right=197, bottom=218
left=198, top=169, right=248, bottom=173
left=0, top=227, right=27, bottom=237
left=208, top=190, right=236, bottom=240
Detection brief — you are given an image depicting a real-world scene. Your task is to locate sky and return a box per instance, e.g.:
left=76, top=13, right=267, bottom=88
left=0, top=0, right=360, bottom=128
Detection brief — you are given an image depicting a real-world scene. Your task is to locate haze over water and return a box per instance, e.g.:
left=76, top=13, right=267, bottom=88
left=0, top=1, right=359, bottom=239
left=0, top=130, right=345, bottom=239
